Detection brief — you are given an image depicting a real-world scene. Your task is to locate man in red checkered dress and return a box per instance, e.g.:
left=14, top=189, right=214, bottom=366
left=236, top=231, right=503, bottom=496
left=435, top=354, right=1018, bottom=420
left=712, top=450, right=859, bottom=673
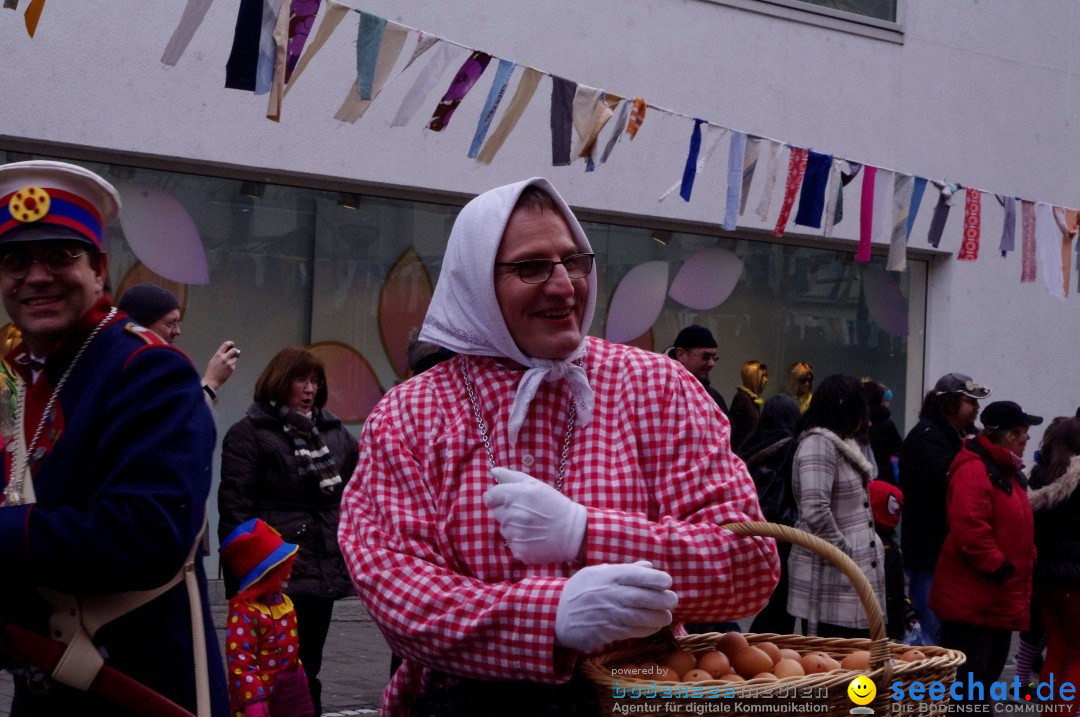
left=339, top=178, right=779, bottom=716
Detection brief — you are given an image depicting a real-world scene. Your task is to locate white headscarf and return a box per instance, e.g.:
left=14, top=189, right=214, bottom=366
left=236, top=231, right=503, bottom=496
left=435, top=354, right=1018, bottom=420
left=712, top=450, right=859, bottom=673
left=420, top=178, right=597, bottom=444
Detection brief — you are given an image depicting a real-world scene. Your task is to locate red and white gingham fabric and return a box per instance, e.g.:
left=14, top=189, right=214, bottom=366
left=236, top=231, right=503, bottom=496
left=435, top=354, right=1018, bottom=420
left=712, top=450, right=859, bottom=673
left=338, top=337, right=780, bottom=716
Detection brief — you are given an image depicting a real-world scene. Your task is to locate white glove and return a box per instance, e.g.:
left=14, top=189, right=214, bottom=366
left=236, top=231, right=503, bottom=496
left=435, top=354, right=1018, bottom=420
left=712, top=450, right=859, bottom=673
left=483, top=467, right=587, bottom=564
left=555, top=561, right=678, bottom=653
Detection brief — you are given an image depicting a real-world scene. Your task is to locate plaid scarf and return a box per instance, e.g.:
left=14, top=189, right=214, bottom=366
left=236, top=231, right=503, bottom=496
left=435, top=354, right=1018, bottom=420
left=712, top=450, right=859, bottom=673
left=277, top=403, right=342, bottom=494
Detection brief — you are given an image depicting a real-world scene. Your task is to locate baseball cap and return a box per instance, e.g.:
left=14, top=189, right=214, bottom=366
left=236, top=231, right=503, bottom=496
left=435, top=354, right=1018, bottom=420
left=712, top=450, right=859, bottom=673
left=933, top=372, right=991, bottom=399
left=980, top=401, right=1043, bottom=431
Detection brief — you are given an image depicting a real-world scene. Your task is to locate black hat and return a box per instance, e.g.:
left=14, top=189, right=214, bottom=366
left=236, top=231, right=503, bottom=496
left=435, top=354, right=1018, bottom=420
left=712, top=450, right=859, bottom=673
left=933, top=372, right=991, bottom=399
left=673, top=325, right=717, bottom=350
left=117, top=283, right=180, bottom=326
left=981, top=401, right=1043, bottom=431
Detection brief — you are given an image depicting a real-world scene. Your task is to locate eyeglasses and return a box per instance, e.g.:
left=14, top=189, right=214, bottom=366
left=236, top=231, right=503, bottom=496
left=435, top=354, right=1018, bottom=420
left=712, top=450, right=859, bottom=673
left=495, top=253, right=595, bottom=284
left=0, top=247, right=88, bottom=279
left=160, top=319, right=181, bottom=332
left=689, top=351, right=719, bottom=362
left=294, top=376, right=323, bottom=388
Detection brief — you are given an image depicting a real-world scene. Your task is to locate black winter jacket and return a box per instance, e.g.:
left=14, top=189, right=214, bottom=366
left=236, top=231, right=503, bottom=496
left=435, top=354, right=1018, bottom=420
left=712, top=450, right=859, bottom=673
left=898, top=407, right=968, bottom=570
left=218, top=401, right=359, bottom=598
left=1028, top=456, right=1080, bottom=587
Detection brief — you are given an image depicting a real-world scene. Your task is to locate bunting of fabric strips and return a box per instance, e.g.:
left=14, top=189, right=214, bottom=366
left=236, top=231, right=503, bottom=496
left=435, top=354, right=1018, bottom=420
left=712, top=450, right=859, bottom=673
left=428, top=51, right=492, bottom=132
left=1021, top=200, right=1037, bottom=282
left=468, top=59, right=516, bottom=159
left=774, top=147, right=809, bottom=237
left=957, top=188, right=980, bottom=261
left=626, top=98, right=646, bottom=139
left=794, top=150, right=832, bottom=229
left=161, top=0, right=214, bottom=65
left=475, top=67, right=542, bottom=165
left=857, top=165, right=877, bottom=262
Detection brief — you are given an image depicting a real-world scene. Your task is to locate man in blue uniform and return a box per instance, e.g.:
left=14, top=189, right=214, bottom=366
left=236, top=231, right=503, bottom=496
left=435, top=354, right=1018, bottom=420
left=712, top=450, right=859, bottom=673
left=0, top=160, right=227, bottom=716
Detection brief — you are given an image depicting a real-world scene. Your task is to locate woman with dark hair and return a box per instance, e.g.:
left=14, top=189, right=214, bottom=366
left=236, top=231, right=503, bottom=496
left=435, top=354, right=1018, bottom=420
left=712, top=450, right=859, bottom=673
left=786, top=375, right=885, bottom=638
left=861, top=379, right=903, bottom=485
left=899, top=372, right=991, bottom=645
left=1026, top=416, right=1080, bottom=712
left=930, top=400, right=1038, bottom=698
left=738, top=394, right=801, bottom=634
left=218, top=346, right=360, bottom=715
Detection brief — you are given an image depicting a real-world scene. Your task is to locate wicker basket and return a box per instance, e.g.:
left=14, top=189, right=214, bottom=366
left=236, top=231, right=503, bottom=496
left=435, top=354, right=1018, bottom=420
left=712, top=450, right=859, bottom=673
left=582, top=521, right=966, bottom=715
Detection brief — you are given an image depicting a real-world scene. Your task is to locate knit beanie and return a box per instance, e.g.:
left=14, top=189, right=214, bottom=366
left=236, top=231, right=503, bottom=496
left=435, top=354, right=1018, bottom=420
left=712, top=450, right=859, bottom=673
left=117, top=283, right=181, bottom=326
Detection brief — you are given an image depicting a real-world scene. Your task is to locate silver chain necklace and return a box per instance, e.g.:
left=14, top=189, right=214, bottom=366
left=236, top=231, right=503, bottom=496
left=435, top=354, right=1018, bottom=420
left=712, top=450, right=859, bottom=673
left=3, top=307, right=118, bottom=506
left=461, top=358, right=575, bottom=493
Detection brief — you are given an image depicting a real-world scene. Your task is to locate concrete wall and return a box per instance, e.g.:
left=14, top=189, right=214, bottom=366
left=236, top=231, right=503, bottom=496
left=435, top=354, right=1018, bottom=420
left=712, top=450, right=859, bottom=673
left=2, top=0, right=1079, bottom=453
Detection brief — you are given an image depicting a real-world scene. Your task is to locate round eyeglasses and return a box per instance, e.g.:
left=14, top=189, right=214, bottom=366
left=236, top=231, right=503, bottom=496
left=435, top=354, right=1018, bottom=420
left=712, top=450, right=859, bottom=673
left=0, top=247, right=88, bottom=280
left=494, top=253, right=595, bottom=284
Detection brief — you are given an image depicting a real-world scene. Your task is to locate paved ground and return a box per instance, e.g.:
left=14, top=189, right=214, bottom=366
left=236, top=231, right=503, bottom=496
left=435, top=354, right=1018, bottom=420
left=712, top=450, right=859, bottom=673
left=0, top=597, right=1032, bottom=716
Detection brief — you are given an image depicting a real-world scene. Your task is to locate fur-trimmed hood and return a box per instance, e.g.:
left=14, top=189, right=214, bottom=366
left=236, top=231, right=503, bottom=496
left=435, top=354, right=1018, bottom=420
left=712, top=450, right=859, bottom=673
left=1028, top=454, right=1080, bottom=512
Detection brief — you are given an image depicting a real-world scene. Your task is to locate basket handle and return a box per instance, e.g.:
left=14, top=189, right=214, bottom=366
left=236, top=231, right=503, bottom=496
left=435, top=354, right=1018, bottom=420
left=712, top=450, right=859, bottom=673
left=721, top=521, right=892, bottom=677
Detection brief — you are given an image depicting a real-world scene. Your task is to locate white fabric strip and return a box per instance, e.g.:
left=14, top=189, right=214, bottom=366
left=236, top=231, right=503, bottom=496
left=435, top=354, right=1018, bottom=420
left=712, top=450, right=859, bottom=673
left=754, top=140, right=785, bottom=222
left=1036, top=202, right=1065, bottom=299
left=160, top=0, right=214, bottom=66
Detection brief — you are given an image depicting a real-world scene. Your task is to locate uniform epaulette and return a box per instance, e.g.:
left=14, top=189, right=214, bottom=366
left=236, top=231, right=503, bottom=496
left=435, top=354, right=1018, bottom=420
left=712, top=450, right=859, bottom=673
left=123, top=322, right=169, bottom=346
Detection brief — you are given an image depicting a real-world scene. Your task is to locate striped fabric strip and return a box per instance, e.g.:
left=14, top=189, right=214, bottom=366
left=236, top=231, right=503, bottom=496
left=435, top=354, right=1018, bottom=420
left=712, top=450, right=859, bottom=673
left=723, top=131, right=747, bottom=231
left=599, top=100, right=630, bottom=165
left=1021, top=200, right=1037, bottom=282
left=626, top=98, right=646, bottom=139
left=428, top=51, right=493, bottom=132
left=773, top=147, right=809, bottom=237
left=857, top=165, right=877, bottom=262
left=739, top=137, right=761, bottom=216
left=468, top=60, right=516, bottom=159
left=957, top=188, right=980, bottom=261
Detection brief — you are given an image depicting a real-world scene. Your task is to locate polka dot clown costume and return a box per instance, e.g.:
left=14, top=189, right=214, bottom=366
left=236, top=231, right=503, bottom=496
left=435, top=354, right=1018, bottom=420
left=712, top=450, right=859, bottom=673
left=220, top=518, right=313, bottom=717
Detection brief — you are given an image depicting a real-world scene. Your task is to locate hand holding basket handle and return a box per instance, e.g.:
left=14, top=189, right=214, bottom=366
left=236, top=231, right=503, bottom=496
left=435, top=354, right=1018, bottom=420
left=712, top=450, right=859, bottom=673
left=555, top=561, right=678, bottom=653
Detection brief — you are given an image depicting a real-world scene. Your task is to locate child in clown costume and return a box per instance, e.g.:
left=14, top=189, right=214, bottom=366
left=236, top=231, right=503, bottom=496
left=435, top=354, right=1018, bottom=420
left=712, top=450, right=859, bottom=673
left=220, top=518, right=315, bottom=717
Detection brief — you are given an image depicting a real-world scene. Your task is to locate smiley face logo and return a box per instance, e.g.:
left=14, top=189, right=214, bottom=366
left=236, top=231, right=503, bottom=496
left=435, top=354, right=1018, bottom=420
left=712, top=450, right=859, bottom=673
left=848, top=675, right=876, bottom=705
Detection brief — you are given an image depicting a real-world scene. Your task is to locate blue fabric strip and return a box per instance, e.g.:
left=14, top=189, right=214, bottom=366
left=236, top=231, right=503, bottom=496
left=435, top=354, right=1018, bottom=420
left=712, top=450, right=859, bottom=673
left=357, top=12, right=387, bottom=100
left=468, top=59, right=516, bottom=159
left=907, top=176, right=928, bottom=240
left=723, top=131, right=746, bottom=230
left=679, top=119, right=706, bottom=202
left=794, top=150, right=832, bottom=228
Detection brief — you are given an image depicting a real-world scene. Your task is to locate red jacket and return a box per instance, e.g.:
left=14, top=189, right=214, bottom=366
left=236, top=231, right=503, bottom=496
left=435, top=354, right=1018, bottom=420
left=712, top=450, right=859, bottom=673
left=929, top=435, right=1034, bottom=630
